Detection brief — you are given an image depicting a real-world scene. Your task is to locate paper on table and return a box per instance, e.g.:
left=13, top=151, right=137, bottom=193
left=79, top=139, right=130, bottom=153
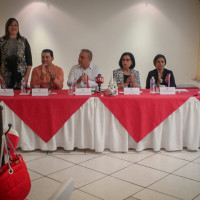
left=119, top=91, right=143, bottom=94
left=75, top=88, right=92, bottom=95
left=124, top=88, right=140, bottom=95
left=175, top=89, right=188, bottom=92
left=32, top=88, right=49, bottom=96
left=19, top=91, right=31, bottom=95
left=0, top=89, right=14, bottom=96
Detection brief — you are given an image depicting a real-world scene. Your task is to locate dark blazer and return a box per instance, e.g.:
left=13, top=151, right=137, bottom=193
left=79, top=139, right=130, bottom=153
left=146, top=68, right=176, bottom=89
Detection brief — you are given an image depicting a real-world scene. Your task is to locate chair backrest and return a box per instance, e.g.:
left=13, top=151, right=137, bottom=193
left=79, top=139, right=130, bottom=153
left=48, top=177, right=74, bottom=200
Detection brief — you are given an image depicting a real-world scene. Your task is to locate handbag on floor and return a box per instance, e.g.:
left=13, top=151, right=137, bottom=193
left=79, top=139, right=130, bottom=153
left=0, top=133, right=31, bottom=200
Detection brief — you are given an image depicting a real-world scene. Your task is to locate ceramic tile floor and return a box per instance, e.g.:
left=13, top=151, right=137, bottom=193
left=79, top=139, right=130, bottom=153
left=17, top=148, right=200, bottom=200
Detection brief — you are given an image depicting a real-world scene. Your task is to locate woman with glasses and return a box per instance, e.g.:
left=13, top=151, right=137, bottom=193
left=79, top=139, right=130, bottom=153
left=0, top=18, right=32, bottom=89
left=113, top=52, right=141, bottom=89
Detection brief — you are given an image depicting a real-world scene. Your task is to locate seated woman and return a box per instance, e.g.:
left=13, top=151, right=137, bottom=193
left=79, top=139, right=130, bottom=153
left=146, top=54, right=176, bottom=89
left=113, top=52, right=141, bottom=89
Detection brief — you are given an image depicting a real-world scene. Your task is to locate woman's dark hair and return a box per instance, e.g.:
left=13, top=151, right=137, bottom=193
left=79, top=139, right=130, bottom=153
left=119, top=52, right=135, bottom=69
left=153, top=54, right=167, bottom=66
left=3, top=18, right=21, bottom=40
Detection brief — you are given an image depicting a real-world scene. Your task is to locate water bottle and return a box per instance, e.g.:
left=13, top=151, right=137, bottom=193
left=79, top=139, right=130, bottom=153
left=21, top=78, right=26, bottom=94
left=150, top=76, right=155, bottom=93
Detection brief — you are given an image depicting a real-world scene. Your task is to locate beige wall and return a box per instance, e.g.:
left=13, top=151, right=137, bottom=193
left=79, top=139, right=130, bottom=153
left=0, top=0, right=200, bottom=88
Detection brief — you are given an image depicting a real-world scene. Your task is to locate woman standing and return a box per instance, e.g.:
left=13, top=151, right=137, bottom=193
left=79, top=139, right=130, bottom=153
left=146, top=54, right=176, bottom=89
left=0, top=18, right=32, bottom=89
left=113, top=52, right=141, bottom=89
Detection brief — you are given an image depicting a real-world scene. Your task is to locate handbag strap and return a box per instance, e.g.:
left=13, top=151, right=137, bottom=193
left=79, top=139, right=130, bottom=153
left=5, top=135, right=20, bottom=159
left=0, top=135, right=5, bottom=168
left=0, top=135, right=13, bottom=174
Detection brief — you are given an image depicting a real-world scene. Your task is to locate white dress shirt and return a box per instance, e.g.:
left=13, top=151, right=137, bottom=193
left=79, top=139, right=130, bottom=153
left=68, top=63, right=100, bottom=88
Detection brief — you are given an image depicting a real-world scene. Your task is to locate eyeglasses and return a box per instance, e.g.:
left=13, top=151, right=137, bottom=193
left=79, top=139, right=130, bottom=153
left=122, top=59, right=131, bottom=62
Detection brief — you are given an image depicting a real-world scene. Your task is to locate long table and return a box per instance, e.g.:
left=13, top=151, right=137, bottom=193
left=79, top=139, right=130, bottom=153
left=1, top=89, right=200, bottom=152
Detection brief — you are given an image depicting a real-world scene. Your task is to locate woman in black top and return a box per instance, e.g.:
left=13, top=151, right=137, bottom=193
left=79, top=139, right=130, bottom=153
left=146, top=54, right=176, bottom=89
left=0, top=18, right=32, bottom=89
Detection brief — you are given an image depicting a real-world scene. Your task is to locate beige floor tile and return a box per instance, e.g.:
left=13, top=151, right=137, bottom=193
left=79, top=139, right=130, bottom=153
left=112, top=164, right=167, bottom=187
left=193, top=195, right=200, bottom=200
left=79, top=155, right=132, bottom=174
left=173, top=162, right=200, bottom=181
left=53, top=153, right=101, bottom=164
left=138, top=154, right=188, bottom=173
left=149, top=174, right=200, bottom=200
left=106, top=151, right=154, bottom=163
left=161, top=149, right=200, bottom=161
left=21, top=153, right=47, bottom=163
left=28, top=169, right=43, bottom=181
left=23, top=149, right=200, bottom=200
left=80, top=176, right=142, bottom=200
left=133, top=189, right=180, bottom=200
left=49, top=148, right=86, bottom=155
left=125, top=197, right=140, bottom=200
left=193, top=157, right=200, bottom=164
left=70, top=190, right=102, bottom=200
left=26, top=156, right=74, bottom=175
left=26, top=177, right=60, bottom=200
left=48, top=165, right=106, bottom=188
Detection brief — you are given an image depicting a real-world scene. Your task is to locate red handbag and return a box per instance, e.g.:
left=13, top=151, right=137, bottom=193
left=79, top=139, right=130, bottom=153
left=0, top=134, right=31, bottom=200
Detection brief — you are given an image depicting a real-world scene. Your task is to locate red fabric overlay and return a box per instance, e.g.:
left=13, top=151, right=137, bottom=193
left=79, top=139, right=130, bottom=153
left=1, top=90, right=90, bottom=143
left=99, top=89, right=195, bottom=143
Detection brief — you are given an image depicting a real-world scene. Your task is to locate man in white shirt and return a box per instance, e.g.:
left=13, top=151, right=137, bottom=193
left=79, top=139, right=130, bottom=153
left=68, top=49, right=100, bottom=88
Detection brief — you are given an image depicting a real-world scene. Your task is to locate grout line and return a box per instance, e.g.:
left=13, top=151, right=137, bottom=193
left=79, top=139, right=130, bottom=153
left=75, top=188, right=103, bottom=199
left=51, top=154, right=103, bottom=166
left=26, top=149, right=200, bottom=200
left=192, top=193, right=200, bottom=200
left=135, top=187, right=184, bottom=200
left=77, top=176, right=108, bottom=190
left=160, top=150, right=200, bottom=162
left=105, top=151, right=156, bottom=164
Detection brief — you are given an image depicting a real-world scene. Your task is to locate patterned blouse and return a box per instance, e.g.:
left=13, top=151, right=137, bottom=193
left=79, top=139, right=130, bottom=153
left=113, top=68, right=141, bottom=87
left=0, top=37, right=32, bottom=89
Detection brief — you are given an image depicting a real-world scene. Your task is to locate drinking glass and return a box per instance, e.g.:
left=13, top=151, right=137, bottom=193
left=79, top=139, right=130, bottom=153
left=155, top=84, right=160, bottom=93
left=67, top=81, right=74, bottom=95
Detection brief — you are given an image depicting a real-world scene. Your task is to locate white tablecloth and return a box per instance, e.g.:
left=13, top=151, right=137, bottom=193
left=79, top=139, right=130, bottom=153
left=1, top=97, right=200, bottom=152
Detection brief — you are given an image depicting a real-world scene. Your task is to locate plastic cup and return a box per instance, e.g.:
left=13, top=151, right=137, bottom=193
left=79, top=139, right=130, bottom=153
left=68, top=85, right=74, bottom=95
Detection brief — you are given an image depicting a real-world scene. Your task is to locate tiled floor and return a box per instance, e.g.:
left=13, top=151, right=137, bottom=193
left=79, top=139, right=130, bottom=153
left=18, top=148, right=200, bottom=200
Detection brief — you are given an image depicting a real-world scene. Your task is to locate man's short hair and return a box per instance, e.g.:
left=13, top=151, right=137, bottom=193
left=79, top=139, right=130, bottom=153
left=81, top=49, right=92, bottom=60
left=42, top=49, right=54, bottom=57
